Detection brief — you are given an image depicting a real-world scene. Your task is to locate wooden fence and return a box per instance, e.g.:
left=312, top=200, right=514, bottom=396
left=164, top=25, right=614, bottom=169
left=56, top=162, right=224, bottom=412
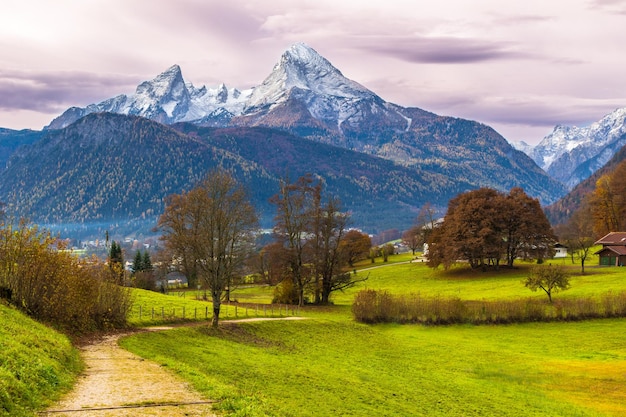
left=129, top=303, right=300, bottom=322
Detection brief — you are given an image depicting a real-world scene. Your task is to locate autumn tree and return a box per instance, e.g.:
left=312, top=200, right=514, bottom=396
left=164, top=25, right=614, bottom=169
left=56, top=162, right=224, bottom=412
left=524, top=265, right=570, bottom=303
left=402, top=226, right=422, bottom=255
left=502, top=187, right=556, bottom=267
left=158, top=169, right=258, bottom=327
left=255, top=242, right=288, bottom=285
left=589, top=161, right=626, bottom=236
left=271, top=175, right=364, bottom=305
left=339, top=229, right=372, bottom=267
left=0, top=219, right=131, bottom=331
left=428, top=187, right=556, bottom=270
left=271, top=175, right=320, bottom=306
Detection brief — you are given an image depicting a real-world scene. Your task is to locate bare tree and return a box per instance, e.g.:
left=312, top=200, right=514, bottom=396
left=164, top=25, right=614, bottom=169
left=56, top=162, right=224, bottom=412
left=556, top=200, right=595, bottom=274
left=271, top=175, right=366, bottom=305
left=158, top=169, right=258, bottom=327
left=271, top=175, right=319, bottom=306
left=311, top=196, right=361, bottom=304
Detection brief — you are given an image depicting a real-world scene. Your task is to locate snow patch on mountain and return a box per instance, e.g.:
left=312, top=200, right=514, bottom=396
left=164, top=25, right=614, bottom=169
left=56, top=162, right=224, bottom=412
left=244, top=43, right=378, bottom=115
left=46, top=65, right=252, bottom=130
left=529, top=107, right=626, bottom=189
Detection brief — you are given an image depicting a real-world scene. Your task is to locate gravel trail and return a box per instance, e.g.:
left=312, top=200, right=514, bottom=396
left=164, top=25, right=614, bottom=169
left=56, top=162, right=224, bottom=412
left=43, top=331, right=216, bottom=416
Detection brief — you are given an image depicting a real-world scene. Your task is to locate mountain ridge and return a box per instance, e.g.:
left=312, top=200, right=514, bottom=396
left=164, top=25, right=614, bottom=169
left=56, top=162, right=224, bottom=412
left=525, top=107, right=626, bottom=190
left=0, top=43, right=570, bottom=237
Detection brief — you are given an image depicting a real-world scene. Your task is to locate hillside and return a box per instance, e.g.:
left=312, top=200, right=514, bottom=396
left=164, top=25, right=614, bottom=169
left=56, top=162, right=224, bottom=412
left=0, top=113, right=476, bottom=235
left=545, top=143, right=626, bottom=225
left=0, top=113, right=277, bottom=235
left=0, top=302, right=81, bottom=416
left=0, top=128, right=44, bottom=170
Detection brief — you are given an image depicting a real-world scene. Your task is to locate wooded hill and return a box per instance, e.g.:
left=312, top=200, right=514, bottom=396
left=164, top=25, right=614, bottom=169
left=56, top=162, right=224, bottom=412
left=545, top=143, right=626, bottom=225
left=0, top=113, right=472, bottom=235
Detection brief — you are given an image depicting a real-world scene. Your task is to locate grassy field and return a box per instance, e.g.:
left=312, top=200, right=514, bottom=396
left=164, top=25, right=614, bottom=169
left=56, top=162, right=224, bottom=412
left=121, top=257, right=626, bottom=416
left=232, top=253, right=626, bottom=305
left=128, top=288, right=301, bottom=326
left=121, top=316, right=626, bottom=416
left=0, top=303, right=82, bottom=417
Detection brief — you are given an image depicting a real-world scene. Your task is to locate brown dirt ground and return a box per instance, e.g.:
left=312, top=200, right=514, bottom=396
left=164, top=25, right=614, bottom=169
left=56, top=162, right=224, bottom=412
left=42, top=330, right=216, bottom=416
left=43, top=318, right=306, bottom=416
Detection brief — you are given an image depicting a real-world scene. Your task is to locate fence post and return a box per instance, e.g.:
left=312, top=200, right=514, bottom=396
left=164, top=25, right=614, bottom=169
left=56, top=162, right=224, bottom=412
left=205, top=306, right=208, bottom=320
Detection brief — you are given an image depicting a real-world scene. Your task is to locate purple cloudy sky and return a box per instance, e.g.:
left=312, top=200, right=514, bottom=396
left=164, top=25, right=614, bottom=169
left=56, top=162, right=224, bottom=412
left=1, top=0, right=626, bottom=144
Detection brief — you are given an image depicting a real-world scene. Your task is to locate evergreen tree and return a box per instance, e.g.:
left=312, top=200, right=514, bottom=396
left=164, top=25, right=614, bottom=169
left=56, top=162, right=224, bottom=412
left=109, top=240, right=125, bottom=284
left=142, top=251, right=153, bottom=272
left=131, top=250, right=143, bottom=274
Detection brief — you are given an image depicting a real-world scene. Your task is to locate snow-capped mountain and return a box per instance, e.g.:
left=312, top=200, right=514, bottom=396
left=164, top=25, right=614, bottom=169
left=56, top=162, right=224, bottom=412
left=42, top=42, right=566, bottom=205
left=233, top=43, right=417, bottom=148
left=510, top=140, right=534, bottom=155
left=47, top=43, right=418, bottom=149
left=529, top=107, right=626, bottom=189
left=46, top=65, right=251, bottom=129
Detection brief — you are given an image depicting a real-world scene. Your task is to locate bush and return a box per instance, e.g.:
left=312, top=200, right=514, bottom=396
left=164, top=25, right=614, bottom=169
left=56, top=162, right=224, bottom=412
left=352, top=289, right=626, bottom=325
left=0, top=221, right=132, bottom=333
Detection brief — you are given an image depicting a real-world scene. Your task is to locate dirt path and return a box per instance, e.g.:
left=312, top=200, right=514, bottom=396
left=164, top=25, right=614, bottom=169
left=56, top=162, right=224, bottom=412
left=43, top=330, right=216, bottom=416
left=43, top=317, right=307, bottom=416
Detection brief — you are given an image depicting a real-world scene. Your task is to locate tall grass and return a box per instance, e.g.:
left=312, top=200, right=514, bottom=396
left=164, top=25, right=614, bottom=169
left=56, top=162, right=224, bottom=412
left=352, top=289, right=626, bottom=324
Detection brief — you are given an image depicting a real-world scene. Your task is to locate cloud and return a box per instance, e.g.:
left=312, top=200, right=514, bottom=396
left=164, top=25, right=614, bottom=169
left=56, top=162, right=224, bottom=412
left=0, top=70, right=139, bottom=113
left=357, top=36, right=531, bottom=64
left=587, top=0, right=626, bottom=13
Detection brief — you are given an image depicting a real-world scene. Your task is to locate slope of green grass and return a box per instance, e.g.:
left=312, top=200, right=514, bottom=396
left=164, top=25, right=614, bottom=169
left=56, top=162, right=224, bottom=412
left=128, top=288, right=300, bottom=326
left=231, top=254, right=626, bottom=306
left=0, top=303, right=82, bottom=417
left=123, top=259, right=626, bottom=415
left=121, top=317, right=626, bottom=416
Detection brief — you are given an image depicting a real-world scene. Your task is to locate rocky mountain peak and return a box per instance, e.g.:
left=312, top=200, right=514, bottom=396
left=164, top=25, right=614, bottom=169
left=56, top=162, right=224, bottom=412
left=244, top=43, right=375, bottom=113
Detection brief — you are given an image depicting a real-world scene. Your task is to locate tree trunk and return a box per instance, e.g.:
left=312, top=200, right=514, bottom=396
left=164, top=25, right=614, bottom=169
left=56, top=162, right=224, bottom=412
left=211, top=294, right=221, bottom=327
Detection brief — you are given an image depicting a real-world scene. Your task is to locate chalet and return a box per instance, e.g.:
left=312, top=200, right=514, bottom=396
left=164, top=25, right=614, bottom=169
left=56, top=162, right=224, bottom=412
left=594, top=232, right=626, bottom=266
left=553, top=243, right=568, bottom=258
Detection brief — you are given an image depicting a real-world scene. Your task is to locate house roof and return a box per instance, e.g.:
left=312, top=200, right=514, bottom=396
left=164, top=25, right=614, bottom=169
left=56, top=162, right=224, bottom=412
left=594, top=232, right=626, bottom=246
left=595, top=246, right=626, bottom=256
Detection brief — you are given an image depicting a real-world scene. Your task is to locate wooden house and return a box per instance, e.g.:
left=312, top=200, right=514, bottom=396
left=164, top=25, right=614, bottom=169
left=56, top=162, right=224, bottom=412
left=594, top=232, right=626, bottom=266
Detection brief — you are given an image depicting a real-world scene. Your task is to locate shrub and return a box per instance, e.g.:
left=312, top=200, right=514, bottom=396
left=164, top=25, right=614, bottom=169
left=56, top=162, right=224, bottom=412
left=0, top=221, right=132, bottom=333
left=352, top=289, right=626, bottom=325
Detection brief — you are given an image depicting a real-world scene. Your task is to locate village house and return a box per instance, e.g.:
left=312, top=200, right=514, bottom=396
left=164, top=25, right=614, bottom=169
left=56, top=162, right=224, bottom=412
left=553, top=243, right=568, bottom=258
left=594, top=232, right=626, bottom=266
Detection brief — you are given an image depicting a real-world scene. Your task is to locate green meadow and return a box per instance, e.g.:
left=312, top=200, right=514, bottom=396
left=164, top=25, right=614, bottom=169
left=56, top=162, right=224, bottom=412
left=121, top=255, right=626, bottom=416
